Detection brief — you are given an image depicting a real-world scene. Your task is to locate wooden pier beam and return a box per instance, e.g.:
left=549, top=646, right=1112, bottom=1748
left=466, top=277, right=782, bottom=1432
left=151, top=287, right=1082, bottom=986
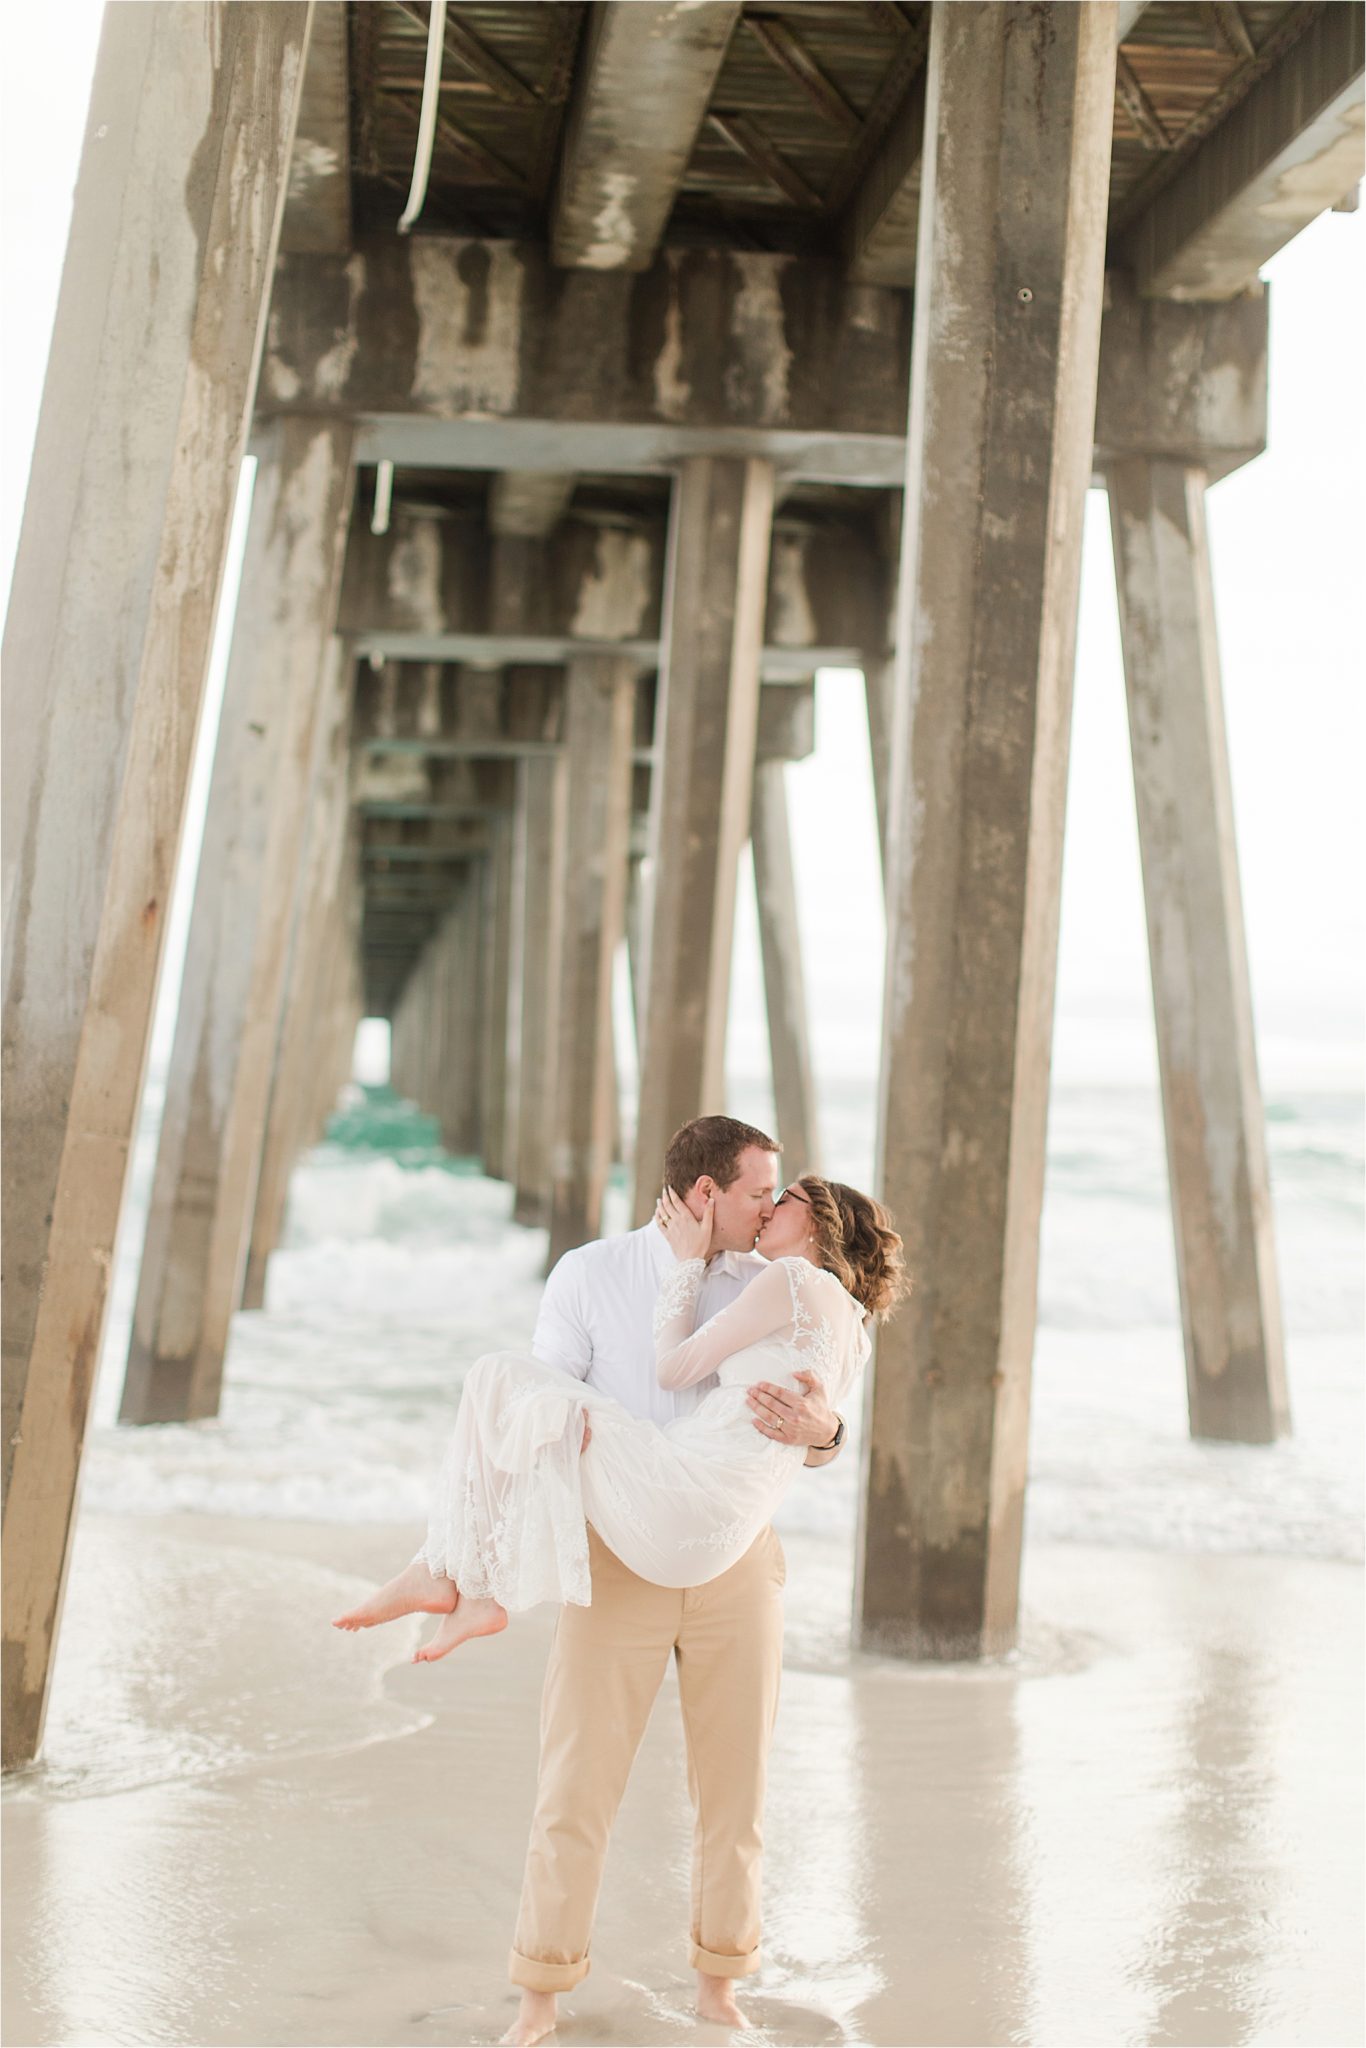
left=547, top=656, right=637, bottom=1267
left=119, top=418, right=355, bottom=1426
left=859, top=0, right=1118, bottom=1661
left=0, top=0, right=312, bottom=1768
left=632, top=457, right=775, bottom=1219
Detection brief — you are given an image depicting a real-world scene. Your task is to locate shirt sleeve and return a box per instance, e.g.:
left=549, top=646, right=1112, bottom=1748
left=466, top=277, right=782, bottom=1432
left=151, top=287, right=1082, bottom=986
left=531, top=1249, right=593, bottom=1383
left=654, top=1257, right=795, bottom=1392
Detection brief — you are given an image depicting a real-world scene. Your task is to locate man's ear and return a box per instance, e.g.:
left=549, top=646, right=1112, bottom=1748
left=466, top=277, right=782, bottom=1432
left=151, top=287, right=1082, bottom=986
left=692, top=1175, right=716, bottom=1211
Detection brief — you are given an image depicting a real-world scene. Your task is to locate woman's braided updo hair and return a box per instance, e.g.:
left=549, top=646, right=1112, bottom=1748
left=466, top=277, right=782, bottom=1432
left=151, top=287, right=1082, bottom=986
left=795, top=1177, right=908, bottom=1321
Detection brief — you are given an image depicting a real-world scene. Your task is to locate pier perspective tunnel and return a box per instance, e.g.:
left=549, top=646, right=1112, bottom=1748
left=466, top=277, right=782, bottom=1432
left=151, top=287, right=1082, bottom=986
left=3, top=0, right=1362, bottom=1771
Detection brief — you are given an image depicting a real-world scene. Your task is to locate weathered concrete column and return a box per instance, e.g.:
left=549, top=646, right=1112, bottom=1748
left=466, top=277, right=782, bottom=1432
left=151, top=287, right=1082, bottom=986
left=241, top=663, right=358, bottom=1312
left=547, top=657, right=637, bottom=1267
left=512, top=756, right=569, bottom=1227
left=632, top=457, right=775, bottom=1219
left=857, top=507, right=901, bottom=874
left=0, top=1, right=312, bottom=1768
left=314, top=939, right=362, bottom=1137
left=392, top=935, right=434, bottom=1113
left=391, top=969, right=415, bottom=1100
left=437, top=876, right=484, bottom=1159
left=625, top=853, right=649, bottom=1062
left=297, top=914, right=359, bottom=1149
left=750, top=759, right=820, bottom=1174
left=120, top=418, right=356, bottom=1426
left=413, top=929, right=442, bottom=1124
left=419, top=922, right=448, bottom=1128
left=297, top=885, right=349, bottom=1145
left=478, top=816, right=516, bottom=1184
left=859, top=0, right=1118, bottom=1661
left=1107, top=458, right=1288, bottom=1442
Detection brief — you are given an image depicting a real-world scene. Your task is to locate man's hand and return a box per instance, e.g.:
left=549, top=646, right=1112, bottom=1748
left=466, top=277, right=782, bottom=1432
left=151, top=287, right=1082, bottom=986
left=745, top=1369, right=837, bottom=1451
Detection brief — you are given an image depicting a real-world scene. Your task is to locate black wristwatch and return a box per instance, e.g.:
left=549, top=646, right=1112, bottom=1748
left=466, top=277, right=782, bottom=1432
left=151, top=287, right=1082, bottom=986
left=817, top=1415, right=846, bottom=1452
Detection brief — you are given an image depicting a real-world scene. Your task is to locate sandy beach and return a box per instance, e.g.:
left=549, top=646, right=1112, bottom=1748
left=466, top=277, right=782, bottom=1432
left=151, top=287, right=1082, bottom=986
left=4, top=1507, right=1360, bottom=2048
left=9, top=1082, right=1361, bottom=2048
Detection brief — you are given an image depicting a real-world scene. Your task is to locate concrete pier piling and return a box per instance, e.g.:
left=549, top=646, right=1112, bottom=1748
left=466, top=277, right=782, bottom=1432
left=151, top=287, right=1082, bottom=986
left=242, top=660, right=359, bottom=1314
left=859, top=0, right=1119, bottom=1660
left=1108, top=459, right=1289, bottom=1443
left=120, top=420, right=356, bottom=1427
left=547, top=657, right=637, bottom=1267
left=1, top=0, right=312, bottom=1767
left=511, top=756, right=569, bottom=1228
left=6, top=0, right=1352, bottom=1765
left=632, top=457, right=776, bottom=1223
left=1098, top=280, right=1285, bottom=1444
left=750, top=758, right=819, bottom=1174
left=478, top=815, right=517, bottom=1188
left=438, top=874, right=486, bottom=1161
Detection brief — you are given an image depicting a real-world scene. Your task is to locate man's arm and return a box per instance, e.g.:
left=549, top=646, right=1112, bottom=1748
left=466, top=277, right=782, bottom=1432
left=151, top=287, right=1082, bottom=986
left=531, top=1249, right=593, bottom=1381
left=721, top=1254, right=844, bottom=1462
left=745, top=1367, right=843, bottom=1463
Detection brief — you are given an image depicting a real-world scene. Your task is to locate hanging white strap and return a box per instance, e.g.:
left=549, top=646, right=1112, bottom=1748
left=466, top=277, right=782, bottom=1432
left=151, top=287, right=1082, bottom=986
left=371, top=459, right=394, bottom=536
left=397, top=0, right=447, bottom=235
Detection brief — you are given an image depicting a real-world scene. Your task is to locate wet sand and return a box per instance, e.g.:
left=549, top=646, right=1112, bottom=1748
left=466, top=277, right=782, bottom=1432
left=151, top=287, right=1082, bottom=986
left=3, top=1511, right=1361, bottom=2048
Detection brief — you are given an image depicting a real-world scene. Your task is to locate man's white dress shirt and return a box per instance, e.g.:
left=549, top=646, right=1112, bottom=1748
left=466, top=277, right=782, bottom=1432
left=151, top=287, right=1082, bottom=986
left=532, top=1221, right=766, bottom=1424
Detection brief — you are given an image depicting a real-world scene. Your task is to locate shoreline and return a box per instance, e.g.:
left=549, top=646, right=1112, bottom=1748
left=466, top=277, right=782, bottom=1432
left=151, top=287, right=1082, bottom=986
left=4, top=1510, right=1361, bottom=2047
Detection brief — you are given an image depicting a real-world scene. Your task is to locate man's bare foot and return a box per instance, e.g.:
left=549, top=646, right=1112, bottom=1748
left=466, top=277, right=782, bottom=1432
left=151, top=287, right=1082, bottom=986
left=696, top=1972, right=746, bottom=2026
left=500, top=1988, right=557, bottom=2044
left=332, top=1557, right=457, bottom=1631
left=413, top=1592, right=509, bottom=1662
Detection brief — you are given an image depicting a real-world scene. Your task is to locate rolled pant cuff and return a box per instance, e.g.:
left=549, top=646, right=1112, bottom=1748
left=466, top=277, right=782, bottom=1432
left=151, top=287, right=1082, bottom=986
left=690, top=1940, right=762, bottom=1978
left=508, top=1947, right=591, bottom=1993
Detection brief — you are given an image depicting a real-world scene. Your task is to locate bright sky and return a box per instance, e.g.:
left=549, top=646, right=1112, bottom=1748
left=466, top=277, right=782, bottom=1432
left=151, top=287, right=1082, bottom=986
left=3, top=5, right=1362, bottom=1099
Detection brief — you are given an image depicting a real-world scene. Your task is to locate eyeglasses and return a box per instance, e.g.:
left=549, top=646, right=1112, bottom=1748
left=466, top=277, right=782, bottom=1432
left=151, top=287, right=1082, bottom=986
left=775, top=1186, right=810, bottom=1208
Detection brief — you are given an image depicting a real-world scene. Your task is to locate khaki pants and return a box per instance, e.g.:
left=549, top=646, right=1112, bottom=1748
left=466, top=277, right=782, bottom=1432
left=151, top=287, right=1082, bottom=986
left=509, top=1522, right=786, bottom=1991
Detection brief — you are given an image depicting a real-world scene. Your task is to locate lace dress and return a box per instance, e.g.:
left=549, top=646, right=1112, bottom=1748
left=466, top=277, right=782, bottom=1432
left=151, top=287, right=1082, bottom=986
left=418, top=1255, right=870, bottom=1609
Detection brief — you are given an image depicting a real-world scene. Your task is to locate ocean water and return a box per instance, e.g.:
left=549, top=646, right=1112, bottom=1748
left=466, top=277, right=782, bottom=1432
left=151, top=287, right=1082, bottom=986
left=83, top=1071, right=1363, bottom=1568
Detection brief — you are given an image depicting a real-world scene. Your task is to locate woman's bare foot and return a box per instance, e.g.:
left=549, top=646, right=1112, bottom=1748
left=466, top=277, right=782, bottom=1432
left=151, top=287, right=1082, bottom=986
left=412, top=1591, right=508, bottom=1662
left=695, top=1972, right=746, bottom=2026
left=332, top=1557, right=457, bottom=1631
left=500, top=1989, right=557, bottom=2045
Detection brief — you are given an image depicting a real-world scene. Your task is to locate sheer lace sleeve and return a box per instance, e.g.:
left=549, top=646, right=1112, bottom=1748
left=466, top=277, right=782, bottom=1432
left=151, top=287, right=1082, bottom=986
left=652, top=1257, right=706, bottom=1361
left=784, top=1260, right=871, bottom=1405
left=654, top=1258, right=795, bottom=1392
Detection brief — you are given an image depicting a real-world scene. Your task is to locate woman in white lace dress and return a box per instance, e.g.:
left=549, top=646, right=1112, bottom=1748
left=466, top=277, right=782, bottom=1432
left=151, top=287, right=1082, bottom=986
left=334, top=1175, right=905, bottom=1660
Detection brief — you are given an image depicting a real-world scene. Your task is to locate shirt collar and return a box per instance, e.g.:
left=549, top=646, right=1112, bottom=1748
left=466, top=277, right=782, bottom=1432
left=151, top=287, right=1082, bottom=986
left=714, top=1247, right=769, bottom=1280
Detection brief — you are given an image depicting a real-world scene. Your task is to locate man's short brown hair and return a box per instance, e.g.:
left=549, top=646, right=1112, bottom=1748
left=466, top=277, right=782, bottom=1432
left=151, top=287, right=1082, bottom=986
left=663, top=1115, right=780, bottom=1196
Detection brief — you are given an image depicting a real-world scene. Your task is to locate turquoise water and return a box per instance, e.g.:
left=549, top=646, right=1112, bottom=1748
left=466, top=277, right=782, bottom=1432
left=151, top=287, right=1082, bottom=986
left=85, top=1070, right=1362, bottom=1563
left=322, top=1085, right=478, bottom=1172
